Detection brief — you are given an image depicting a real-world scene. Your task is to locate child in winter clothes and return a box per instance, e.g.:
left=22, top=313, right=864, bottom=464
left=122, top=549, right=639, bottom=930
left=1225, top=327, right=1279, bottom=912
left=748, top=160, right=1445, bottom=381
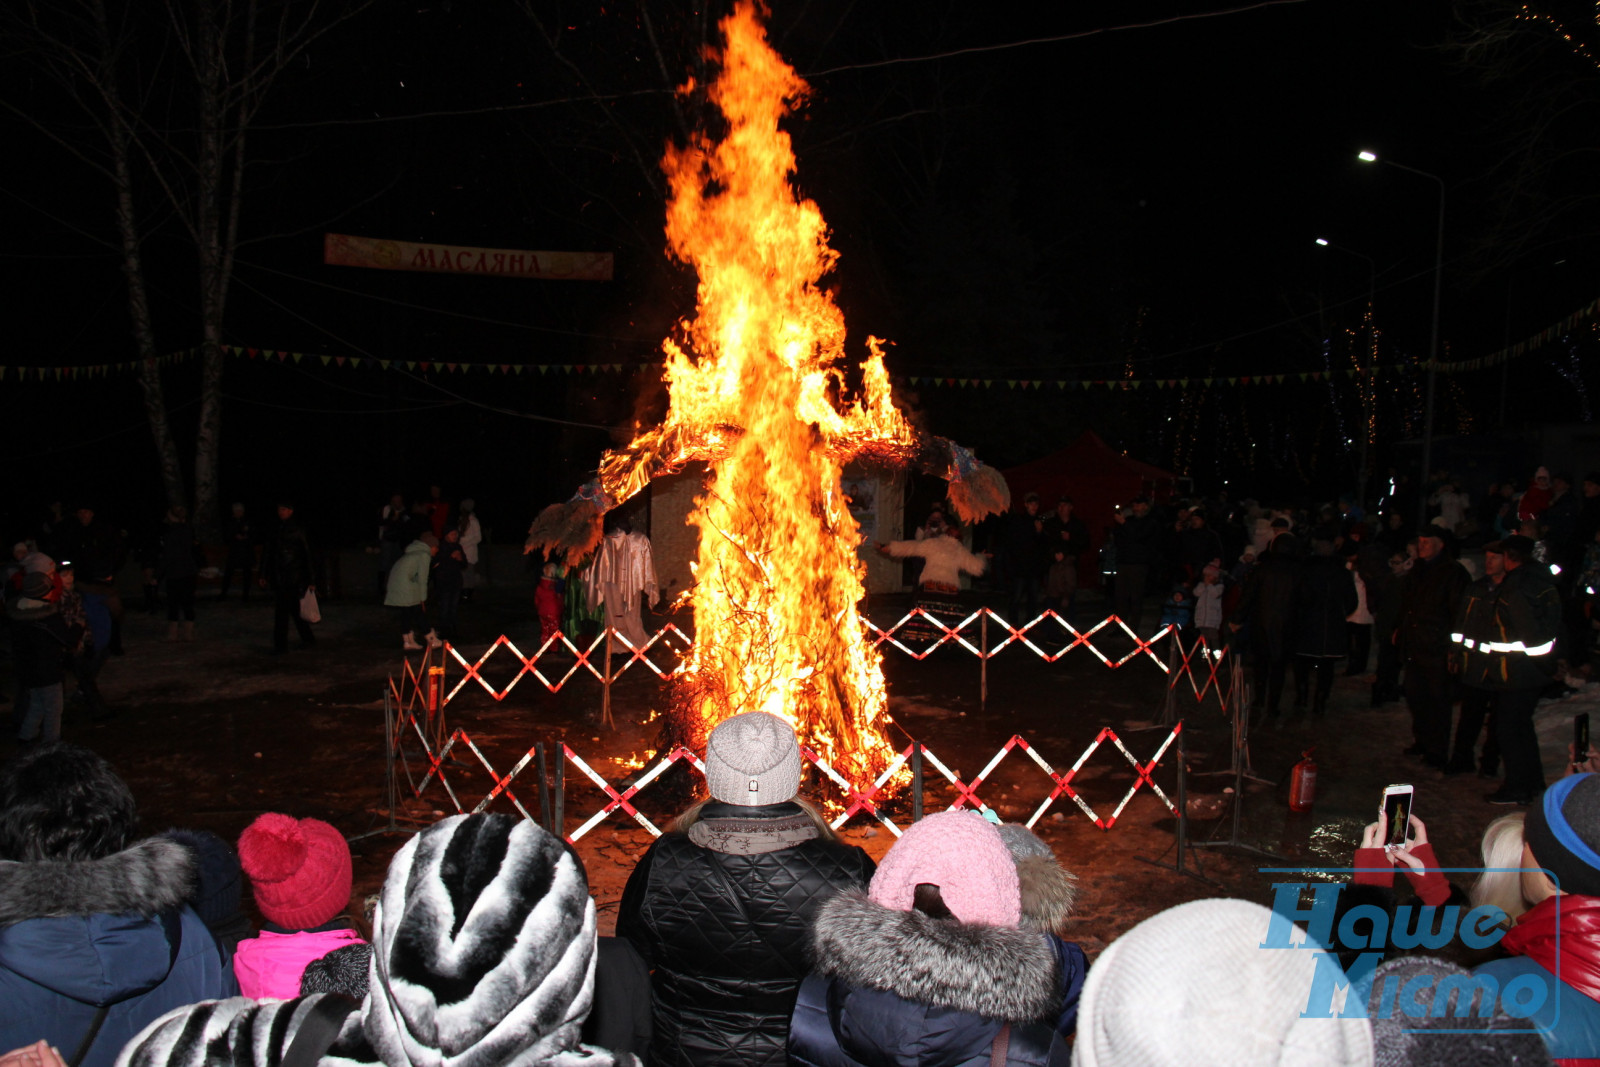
left=1158, top=584, right=1193, bottom=632
left=7, top=571, right=82, bottom=743
left=1191, top=564, right=1227, bottom=647
left=114, top=814, right=639, bottom=1067
left=789, top=810, right=1070, bottom=1065
left=233, top=813, right=365, bottom=999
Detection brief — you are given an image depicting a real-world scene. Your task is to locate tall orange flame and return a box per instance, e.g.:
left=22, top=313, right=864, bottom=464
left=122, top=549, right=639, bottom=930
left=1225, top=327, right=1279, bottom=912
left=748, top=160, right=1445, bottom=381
left=598, top=3, right=917, bottom=783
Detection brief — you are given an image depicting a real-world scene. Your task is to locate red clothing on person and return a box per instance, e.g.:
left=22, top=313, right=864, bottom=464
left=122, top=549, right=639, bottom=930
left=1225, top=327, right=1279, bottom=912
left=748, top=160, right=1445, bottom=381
left=1502, top=894, right=1600, bottom=1003
left=427, top=500, right=452, bottom=539
left=1521, top=484, right=1553, bottom=522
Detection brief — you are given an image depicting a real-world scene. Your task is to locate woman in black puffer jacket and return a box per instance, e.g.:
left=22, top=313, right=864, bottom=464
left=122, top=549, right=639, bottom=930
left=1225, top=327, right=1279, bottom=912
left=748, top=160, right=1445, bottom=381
left=616, top=712, right=874, bottom=1067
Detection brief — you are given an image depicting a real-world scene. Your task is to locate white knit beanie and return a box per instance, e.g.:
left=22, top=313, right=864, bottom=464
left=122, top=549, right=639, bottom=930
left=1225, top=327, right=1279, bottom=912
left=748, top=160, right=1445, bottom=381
left=703, top=711, right=802, bottom=806
left=1073, top=898, right=1374, bottom=1067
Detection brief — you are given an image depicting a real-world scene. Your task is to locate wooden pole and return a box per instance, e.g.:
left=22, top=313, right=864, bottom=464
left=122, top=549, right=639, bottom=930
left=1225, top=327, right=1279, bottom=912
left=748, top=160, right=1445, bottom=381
left=911, top=742, right=924, bottom=823
left=979, top=611, right=989, bottom=712
left=602, top=628, right=614, bottom=729
left=553, top=747, right=565, bottom=841
left=536, top=742, right=550, bottom=832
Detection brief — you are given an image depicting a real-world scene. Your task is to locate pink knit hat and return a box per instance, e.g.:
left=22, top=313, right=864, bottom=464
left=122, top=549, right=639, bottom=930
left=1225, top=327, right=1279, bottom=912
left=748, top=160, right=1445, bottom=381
left=237, top=812, right=353, bottom=929
left=868, top=810, right=1020, bottom=926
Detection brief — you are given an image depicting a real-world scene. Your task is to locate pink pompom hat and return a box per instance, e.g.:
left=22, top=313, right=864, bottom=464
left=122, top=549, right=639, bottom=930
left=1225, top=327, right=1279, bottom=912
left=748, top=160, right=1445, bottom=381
left=868, top=809, right=1020, bottom=926
left=237, top=812, right=353, bottom=929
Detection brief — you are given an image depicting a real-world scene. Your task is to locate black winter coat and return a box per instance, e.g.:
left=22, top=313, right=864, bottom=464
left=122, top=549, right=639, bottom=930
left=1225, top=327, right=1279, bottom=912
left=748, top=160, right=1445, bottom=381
left=1397, top=554, right=1469, bottom=667
left=265, top=519, right=314, bottom=595
left=1111, top=513, right=1161, bottom=566
left=6, top=597, right=82, bottom=687
left=1293, top=555, right=1359, bottom=657
left=1232, top=541, right=1301, bottom=661
left=1453, top=565, right=1562, bottom=691
left=159, top=521, right=198, bottom=580
left=616, top=802, right=874, bottom=1067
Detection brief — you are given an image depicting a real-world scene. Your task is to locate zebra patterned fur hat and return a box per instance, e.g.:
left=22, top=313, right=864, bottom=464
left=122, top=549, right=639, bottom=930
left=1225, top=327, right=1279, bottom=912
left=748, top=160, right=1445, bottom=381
left=115, top=814, right=635, bottom=1067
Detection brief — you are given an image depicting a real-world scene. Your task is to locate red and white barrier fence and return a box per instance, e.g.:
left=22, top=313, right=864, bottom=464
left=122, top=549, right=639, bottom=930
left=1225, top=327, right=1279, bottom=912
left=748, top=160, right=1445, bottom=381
left=420, top=612, right=1236, bottom=717
left=378, top=668, right=1185, bottom=842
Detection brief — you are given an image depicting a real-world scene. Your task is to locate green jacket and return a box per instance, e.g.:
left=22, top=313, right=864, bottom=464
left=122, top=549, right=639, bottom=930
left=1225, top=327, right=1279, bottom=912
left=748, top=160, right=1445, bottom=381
left=384, top=539, right=432, bottom=608
left=1450, top=564, right=1561, bottom=690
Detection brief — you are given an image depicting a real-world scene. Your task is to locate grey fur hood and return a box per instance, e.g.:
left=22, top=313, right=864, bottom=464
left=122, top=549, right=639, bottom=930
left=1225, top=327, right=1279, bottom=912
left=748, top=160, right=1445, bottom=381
left=810, top=889, right=1061, bottom=1022
left=1016, top=855, right=1077, bottom=934
left=0, top=837, right=194, bottom=926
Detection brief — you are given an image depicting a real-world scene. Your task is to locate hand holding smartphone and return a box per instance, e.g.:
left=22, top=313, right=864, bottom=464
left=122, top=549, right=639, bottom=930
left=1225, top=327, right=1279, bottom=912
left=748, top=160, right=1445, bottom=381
left=1380, top=784, right=1414, bottom=852
left=1576, top=713, right=1591, bottom=770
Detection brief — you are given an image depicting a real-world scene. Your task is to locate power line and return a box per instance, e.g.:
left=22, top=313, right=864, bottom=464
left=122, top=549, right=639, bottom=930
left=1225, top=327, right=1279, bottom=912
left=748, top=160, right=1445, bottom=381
left=146, top=3, right=1311, bottom=133
left=806, top=0, right=1310, bottom=77
left=228, top=272, right=622, bottom=432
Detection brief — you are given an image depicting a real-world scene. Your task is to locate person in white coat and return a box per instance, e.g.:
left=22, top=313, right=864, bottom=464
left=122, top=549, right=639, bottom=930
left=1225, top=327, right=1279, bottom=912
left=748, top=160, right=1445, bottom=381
left=875, top=525, right=988, bottom=646
left=458, top=499, right=483, bottom=598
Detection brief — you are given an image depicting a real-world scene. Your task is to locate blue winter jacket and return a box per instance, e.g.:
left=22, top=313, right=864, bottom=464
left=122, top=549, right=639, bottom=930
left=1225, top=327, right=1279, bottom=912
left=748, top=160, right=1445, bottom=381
left=788, top=890, right=1071, bottom=1067
left=0, top=838, right=237, bottom=1067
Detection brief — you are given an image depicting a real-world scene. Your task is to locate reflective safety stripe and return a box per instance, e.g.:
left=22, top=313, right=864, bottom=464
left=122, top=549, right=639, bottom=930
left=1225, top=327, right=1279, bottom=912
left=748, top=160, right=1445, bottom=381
left=1464, top=638, right=1477, bottom=649
left=1477, top=639, right=1556, bottom=656
left=1450, top=632, right=1465, bottom=644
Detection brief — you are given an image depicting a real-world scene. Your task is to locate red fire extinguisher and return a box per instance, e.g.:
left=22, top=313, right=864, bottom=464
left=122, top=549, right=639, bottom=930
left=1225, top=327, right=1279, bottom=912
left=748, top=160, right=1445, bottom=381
left=1288, top=747, right=1317, bottom=812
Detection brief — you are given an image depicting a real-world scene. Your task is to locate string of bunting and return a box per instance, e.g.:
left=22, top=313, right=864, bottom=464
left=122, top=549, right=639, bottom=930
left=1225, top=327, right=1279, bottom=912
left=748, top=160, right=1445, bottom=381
left=4, top=292, right=1596, bottom=385
left=909, top=293, right=1600, bottom=390
left=0, top=345, right=640, bottom=383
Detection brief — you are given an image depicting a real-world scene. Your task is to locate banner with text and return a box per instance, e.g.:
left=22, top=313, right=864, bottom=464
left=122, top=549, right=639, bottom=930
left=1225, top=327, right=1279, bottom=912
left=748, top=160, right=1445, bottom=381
left=324, top=233, right=613, bottom=282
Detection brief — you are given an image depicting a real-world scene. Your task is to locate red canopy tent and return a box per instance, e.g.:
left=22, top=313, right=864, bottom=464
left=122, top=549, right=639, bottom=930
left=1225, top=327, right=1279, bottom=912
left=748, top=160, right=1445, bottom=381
left=1002, top=430, right=1179, bottom=588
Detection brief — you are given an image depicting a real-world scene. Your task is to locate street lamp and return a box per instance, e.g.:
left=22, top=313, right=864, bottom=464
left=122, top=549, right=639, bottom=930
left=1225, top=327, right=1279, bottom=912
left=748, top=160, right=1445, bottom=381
left=1314, top=237, right=1377, bottom=507
left=1357, top=149, right=1445, bottom=523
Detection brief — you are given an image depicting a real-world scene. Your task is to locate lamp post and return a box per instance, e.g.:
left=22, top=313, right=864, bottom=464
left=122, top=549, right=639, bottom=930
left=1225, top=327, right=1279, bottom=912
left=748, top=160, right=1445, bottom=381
left=1358, top=150, right=1444, bottom=523
left=1314, top=237, right=1377, bottom=508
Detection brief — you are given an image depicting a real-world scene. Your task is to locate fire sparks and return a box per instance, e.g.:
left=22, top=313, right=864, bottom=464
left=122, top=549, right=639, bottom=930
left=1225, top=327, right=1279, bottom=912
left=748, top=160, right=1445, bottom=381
left=597, top=3, right=915, bottom=784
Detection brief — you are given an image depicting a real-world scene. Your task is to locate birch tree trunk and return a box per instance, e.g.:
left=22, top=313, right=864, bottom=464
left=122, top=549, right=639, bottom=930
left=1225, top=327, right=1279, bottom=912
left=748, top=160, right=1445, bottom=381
left=99, top=0, right=186, bottom=513
left=190, top=0, right=228, bottom=543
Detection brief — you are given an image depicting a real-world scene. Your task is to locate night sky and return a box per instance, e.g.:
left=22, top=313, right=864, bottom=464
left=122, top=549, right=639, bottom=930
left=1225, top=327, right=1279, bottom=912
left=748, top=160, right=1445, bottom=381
left=4, top=0, right=1597, bottom=544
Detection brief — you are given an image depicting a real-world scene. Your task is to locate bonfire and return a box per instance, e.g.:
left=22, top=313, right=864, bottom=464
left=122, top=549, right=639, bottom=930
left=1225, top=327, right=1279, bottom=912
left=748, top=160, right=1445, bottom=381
left=527, top=3, right=1008, bottom=785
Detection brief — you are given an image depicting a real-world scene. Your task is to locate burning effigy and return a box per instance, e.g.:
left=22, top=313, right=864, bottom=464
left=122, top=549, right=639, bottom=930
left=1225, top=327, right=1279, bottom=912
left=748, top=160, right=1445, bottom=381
left=527, top=3, right=1008, bottom=785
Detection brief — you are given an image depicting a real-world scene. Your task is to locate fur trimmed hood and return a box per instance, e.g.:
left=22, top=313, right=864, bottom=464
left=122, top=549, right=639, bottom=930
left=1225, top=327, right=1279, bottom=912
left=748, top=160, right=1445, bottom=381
left=1016, top=855, right=1077, bottom=934
left=811, top=889, right=1061, bottom=1022
left=0, top=837, right=194, bottom=927
left=115, top=815, right=638, bottom=1067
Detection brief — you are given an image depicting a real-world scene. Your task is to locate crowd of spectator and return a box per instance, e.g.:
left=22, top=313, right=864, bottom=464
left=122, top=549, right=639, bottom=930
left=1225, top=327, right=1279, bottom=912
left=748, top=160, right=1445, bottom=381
left=4, top=706, right=1598, bottom=1066
left=974, top=466, right=1600, bottom=810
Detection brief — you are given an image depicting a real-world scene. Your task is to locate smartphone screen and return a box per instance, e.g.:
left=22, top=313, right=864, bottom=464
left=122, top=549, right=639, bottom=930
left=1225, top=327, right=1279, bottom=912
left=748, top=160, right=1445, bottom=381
left=1578, top=714, right=1591, bottom=763
left=1382, top=788, right=1413, bottom=849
